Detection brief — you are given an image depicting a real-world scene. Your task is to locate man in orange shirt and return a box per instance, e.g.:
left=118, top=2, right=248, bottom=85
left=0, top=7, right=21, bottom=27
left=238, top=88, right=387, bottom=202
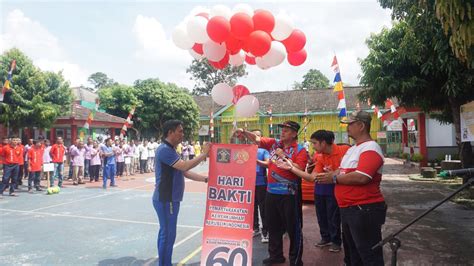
left=50, top=137, right=66, bottom=187
left=27, top=140, right=44, bottom=192
left=280, top=130, right=350, bottom=253
left=0, top=137, right=22, bottom=196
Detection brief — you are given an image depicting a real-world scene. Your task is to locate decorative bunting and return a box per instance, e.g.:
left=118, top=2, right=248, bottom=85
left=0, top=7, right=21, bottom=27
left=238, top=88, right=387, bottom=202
left=210, top=111, right=214, bottom=140
left=331, top=56, right=344, bottom=92
left=83, top=99, right=100, bottom=129
left=268, top=105, right=273, bottom=136
left=120, top=107, right=136, bottom=138
left=0, top=60, right=17, bottom=102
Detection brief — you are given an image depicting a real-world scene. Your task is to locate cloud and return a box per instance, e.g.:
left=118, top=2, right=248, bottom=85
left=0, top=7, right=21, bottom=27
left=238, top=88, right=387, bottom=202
left=0, top=9, right=90, bottom=86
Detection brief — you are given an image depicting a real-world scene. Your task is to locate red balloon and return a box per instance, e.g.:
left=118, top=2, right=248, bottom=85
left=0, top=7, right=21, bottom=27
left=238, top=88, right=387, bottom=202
left=253, top=10, right=275, bottom=34
left=281, top=29, right=306, bottom=53
left=230, top=12, right=254, bottom=40
left=287, top=48, right=307, bottom=66
left=247, top=30, right=272, bottom=57
left=232, top=85, right=250, bottom=104
left=196, top=12, right=209, bottom=20
left=209, top=52, right=230, bottom=70
left=245, top=55, right=256, bottom=65
left=225, top=35, right=243, bottom=55
left=206, top=16, right=230, bottom=43
left=192, top=43, right=203, bottom=54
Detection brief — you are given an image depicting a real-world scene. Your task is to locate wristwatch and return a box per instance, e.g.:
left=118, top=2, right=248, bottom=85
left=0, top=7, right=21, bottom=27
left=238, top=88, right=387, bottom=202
left=332, top=175, right=338, bottom=184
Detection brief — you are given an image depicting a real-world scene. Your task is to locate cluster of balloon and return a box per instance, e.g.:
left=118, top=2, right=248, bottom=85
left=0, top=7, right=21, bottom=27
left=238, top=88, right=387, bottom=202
left=172, top=4, right=307, bottom=70
left=211, top=83, right=259, bottom=118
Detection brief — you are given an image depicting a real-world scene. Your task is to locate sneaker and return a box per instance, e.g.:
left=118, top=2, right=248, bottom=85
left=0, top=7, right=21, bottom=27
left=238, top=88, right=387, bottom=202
left=262, top=257, right=285, bottom=264
left=314, top=240, right=331, bottom=247
left=9, top=192, right=17, bottom=197
left=110, top=184, right=117, bottom=187
left=36, top=187, right=43, bottom=191
left=329, top=243, right=341, bottom=253
left=261, top=234, right=269, bottom=243
left=253, top=229, right=260, bottom=237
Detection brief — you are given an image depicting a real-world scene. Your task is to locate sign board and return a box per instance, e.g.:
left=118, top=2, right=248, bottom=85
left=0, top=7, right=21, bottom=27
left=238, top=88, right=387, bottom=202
left=461, top=101, right=474, bottom=142
left=201, top=144, right=257, bottom=266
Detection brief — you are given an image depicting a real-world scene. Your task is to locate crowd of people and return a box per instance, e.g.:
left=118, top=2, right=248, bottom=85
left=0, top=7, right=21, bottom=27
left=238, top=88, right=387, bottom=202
left=0, top=135, right=204, bottom=196
left=235, top=110, right=387, bottom=266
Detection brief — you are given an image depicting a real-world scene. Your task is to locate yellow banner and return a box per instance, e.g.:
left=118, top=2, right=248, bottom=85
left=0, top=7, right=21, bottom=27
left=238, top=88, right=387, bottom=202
left=221, top=115, right=259, bottom=123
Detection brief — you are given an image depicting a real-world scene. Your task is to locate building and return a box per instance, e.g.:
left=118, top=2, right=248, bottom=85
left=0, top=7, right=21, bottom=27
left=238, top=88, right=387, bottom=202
left=194, top=86, right=383, bottom=151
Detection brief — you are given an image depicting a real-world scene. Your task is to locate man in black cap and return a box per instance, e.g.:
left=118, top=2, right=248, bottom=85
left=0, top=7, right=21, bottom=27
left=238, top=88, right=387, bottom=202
left=235, top=121, right=309, bottom=266
left=314, top=111, right=387, bottom=266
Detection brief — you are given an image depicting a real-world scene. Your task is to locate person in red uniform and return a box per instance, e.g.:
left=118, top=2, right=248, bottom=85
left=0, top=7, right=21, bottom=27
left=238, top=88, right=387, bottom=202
left=0, top=137, right=8, bottom=174
left=235, top=121, right=310, bottom=266
left=15, top=138, right=25, bottom=188
left=27, top=140, right=44, bottom=192
left=50, top=137, right=66, bottom=187
left=315, top=111, right=387, bottom=266
left=0, top=137, right=22, bottom=196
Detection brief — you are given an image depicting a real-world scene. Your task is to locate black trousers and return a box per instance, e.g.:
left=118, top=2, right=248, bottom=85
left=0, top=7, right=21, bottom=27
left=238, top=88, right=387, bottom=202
left=1, top=164, right=19, bottom=194
left=140, top=159, right=147, bottom=173
left=116, top=162, right=124, bottom=176
left=253, top=185, right=268, bottom=235
left=89, top=165, right=100, bottom=181
left=340, top=202, right=387, bottom=266
left=266, top=192, right=303, bottom=266
left=28, top=171, right=41, bottom=189
left=315, top=194, right=341, bottom=245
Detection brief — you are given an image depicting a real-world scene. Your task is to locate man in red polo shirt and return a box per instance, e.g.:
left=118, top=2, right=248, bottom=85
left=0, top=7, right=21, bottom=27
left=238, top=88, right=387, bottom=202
left=50, top=137, right=66, bottom=187
left=235, top=121, right=309, bottom=266
left=0, top=137, right=22, bottom=196
left=27, top=140, right=44, bottom=192
left=315, top=111, right=387, bottom=266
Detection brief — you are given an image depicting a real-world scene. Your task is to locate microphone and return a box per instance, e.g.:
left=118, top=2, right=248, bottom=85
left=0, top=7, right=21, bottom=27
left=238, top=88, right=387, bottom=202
left=439, top=168, right=474, bottom=177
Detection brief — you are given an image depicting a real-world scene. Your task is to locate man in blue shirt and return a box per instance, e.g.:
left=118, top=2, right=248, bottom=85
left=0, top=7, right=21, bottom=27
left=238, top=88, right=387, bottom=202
left=100, top=138, right=116, bottom=189
left=153, top=119, right=210, bottom=266
left=252, top=129, right=270, bottom=243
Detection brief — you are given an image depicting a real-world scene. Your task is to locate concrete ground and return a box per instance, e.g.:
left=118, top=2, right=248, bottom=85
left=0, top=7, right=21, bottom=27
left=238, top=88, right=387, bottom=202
left=0, top=158, right=472, bottom=265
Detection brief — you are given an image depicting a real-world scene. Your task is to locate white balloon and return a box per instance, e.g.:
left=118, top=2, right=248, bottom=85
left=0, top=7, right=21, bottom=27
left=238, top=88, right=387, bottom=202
left=210, top=5, right=232, bottom=20
left=172, top=25, right=194, bottom=50
left=203, top=40, right=226, bottom=62
left=229, top=51, right=245, bottom=66
left=236, top=95, right=260, bottom=118
left=187, top=16, right=210, bottom=44
left=261, top=41, right=286, bottom=67
left=271, top=15, right=294, bottom=41
left=232, top=3, right=254, bottom=17
left=255, top=57, right=272, bottom=70
left=211, top=83, right=234, bottom=106
left=189, top=49, right=204, bottom=60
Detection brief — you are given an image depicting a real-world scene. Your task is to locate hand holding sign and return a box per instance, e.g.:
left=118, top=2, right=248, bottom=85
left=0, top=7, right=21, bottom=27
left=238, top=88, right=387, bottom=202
left=202, top=142, right=212, bottom=156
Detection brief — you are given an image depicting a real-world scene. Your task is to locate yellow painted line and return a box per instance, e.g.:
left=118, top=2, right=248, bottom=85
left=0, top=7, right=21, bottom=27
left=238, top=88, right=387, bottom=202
left=177, top=245, right=202, bottom=266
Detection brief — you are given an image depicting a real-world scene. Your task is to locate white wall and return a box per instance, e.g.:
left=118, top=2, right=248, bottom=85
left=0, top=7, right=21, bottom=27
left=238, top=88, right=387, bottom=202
left=425, top=118, right=456, bottom=147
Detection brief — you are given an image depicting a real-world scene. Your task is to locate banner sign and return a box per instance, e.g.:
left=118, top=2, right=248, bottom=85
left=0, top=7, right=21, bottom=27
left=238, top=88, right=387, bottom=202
left=461, top=101, right=474, bottom=142
left=201, top=144, right=257, bottom=266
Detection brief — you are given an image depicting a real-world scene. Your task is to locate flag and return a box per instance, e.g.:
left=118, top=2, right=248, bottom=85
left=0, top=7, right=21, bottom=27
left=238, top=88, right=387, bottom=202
left=268, top=105, right=273, bottom=135
left=120, top=107, right=136, bottom=138
left=373, top=106, right=383, bottom=119
left=1, top=60, right=17, bottom=102
left=385, top=98, right=399, bottom=119
left=83, top=99, right=100, bottom=129
left=336, top=90, right=346, bottom=118
left=331, top=56, right=343, bottom=92
left=209, top=111, right=214, bottom=139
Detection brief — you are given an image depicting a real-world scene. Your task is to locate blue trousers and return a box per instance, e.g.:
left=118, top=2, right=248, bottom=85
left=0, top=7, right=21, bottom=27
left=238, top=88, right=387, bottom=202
left=102, top=164, right=116, bottom=187
left=1, top=164, right=19, bottom=194
left=153, top=200, right=180, bottom=266
left=52, top=163, right=64, bottom=187
left=314, top=194, right=341, bottom=245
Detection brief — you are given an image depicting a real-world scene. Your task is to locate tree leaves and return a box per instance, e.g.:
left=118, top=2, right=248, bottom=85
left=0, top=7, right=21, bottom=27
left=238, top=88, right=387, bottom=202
left=186, top=59, right=247, bottom=95
left=0, top=48, right=73, bottom=130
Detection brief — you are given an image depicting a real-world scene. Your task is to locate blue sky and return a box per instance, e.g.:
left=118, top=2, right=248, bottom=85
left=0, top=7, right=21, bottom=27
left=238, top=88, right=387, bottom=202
left=1, top=0, right=392, bottom=92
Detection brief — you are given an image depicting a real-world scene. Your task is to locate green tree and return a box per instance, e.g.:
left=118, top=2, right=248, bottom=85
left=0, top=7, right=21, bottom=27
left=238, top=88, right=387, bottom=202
left=0, top=48, right=73, bottom=130
left=133, top=79, right=200, bottom=139
left=359, top=15, right=473, bottom=169
left=98, top=84, right=139, bottom=118
left=186, top=59, right=247, bottom=95
left=299, top=69, right=330, bottom=89
left=379, top=0, right=473, bottom=68
left=88, top=72, right=115, bottom=90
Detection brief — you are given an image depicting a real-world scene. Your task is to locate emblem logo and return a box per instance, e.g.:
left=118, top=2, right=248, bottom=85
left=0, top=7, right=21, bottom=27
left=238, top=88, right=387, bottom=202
left=216, top=148, right=231, bottom=163
left=233, top=150, right=249, bottom=164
